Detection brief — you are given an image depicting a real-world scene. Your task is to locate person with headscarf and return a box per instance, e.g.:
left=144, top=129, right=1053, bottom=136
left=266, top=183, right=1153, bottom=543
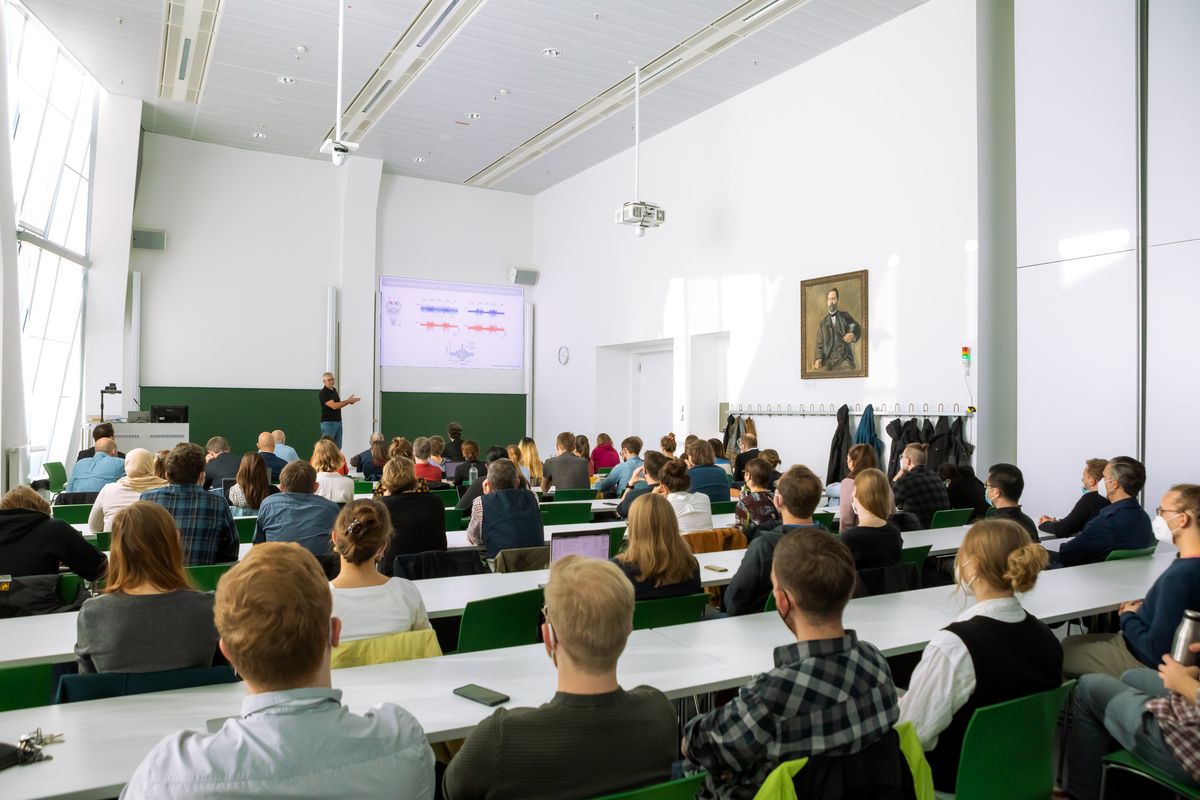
left=87, top=448, right=169, bottom=533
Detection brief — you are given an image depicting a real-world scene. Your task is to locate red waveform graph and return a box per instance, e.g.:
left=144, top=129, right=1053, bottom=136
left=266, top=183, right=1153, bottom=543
left=466, top=324, right=505, bottom=333
left=420, top=321, right=458, bottom=330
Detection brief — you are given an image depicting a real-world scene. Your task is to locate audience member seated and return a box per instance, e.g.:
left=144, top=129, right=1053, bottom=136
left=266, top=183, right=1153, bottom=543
left=732, top=433, right=760, bottom=484
left=88, top=448, right=167, bottom=533
left=379, top=457, right=447, bottom=571
left=704, top=438, right=730, bottom=475
left=938, top=463, right=989, bottom=521
left=891, top=443, right=950, bottom=529
left=255, top=431, right=287, bottom=482
left=350, top=432, right=387, bottom=482
left=201, top=436, right=241, bottom=490
left=312, top=439, right=354, bottom=504
left=328, top=499, right=431, bottom=640
left=1038, top=458, right=1110, bottom=538
left=389, top=436, right=414, bottom=461
left=518, top=436, right=543, bottom=485
left=1061, top=483, right=1200, bottom=678
left=75, top=502, right=218, bottom=674
left=612, top=493, right=702, bottom=600
left=683, top=529, right=899, bottom=799
left=686, top=440, right=732, bottom=505
left=839, top=443, right=880, bottom=529
left=724, top=465, right=826, bottom=616
left=443, top=421, right=465, bottom=463
left=0, top=486, right=106, bottom=581
left=76, top=421, right=125, bottom=461
left=597, top=436, right=644, bottom=497
left=617, top=451, right=667, bottom=519
left=66, top=437, right=125, bottom=493
left=659, top=433, right=678, bottom=458
left=443, top=556, right=677, bottom=800
left=734, top=458, right=781, bottom=531
left=507, top=444, right=529, bottom=481
left=542, top=431, right=591, bottom=493
left=121, top=543, right=435, bottom=799
left=466, top=458, right=544, bottom=558
left=271, top=429, right=300, bottom=463
left=591, top=432, right=622, bottom=472
left=153, top=449, right=169, bottom=480
left=1051, top=456, right=1154, bottom=568
left=412, top=437, right=442, bottom=483
left=898, top=519, right=1061, bottom=792
left=311, top=435, right=350, bottom=476
left=228, top=452, right=280, bottom=510
left=982, top=463, right=1038, bottom=538
left=428, top=435, right=447, bottom=475
left=142, top=443, right=238, bottom=566
left=254, top=461, right=339, bottom=557
left=574, top=434, right=594, bottom=477
left=1065, top=644, right=1200, bottom=800
left=840, top=468, right=903, bottom=569
left=457, top=447, right=509, bottom=512
left=656, top=459, right=713, bottom=534
left=760, top=449, right=783, bottom=488
left=451, top=440, right=485, bottom=488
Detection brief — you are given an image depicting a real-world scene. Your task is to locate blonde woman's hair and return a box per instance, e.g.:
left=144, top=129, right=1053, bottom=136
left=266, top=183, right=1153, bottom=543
left=388, top=437, right=413, bottom=461
left=506, top=444, right=523, bottom=465
left=956, top=519, right=1047, bottom=594
left=615, top=493, right=698, bottom=587
left=518, top=437, right=543, bottom=481
left=106, top=502, right=190, bottom=594
left=0, top=486, right=50, bottom=513
left=853, top=468, right=893, bottom=520
left=544, top=555, right=634, bottom=673
left=312, top=439, right=342, bottom=473
left=332, top=499, right=391, bottom=565
left=379, top=456, right=423, bottom=494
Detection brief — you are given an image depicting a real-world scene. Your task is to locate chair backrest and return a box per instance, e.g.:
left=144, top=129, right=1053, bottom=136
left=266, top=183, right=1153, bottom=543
left=764, top=592, right=777, bottom=612
left=593, top=772, right=707, bottom=800
left=954, top=680, right=1075, bottom=800
left=553, top=488, right=600, bottom=502
left=855, top=562, right=920, bottom=598
left=432, top=488, right=459, bottom=507
left=457, top=588, right=544, bottom=653
left=542, top=503, right=593, bottom=525
left=55, top=665, right=240, bottom=704
left=353, top=480, right=374, bottom=494
left=1107, top=545, right=1157, bottom=561
left=632, top=593, right=710, bottom=630
left=711, top=500, right=736, bottom=515
left=494, top=546, right=551, bottom=573
left=1102, top=749, right=1200, bottom=799
left=331, top=628, right=442, bottom=668
left=233, top=516, right=256, bottom=543
left=444, top=508, right=465, bottom=531
left=54, top=491, right=99, bottom=506
left=812, top=511, right=835, bottom=529
left=682, top=527, right=747, bottom=555
left=50, top=504, right=91, bottom=524
left=0, top=663, right=58, bottom=711
left=393, top=549, right=490, bottom=580
left=597, top=467, right=613, bottom=476
left=930, top=508, right=973, bottom=529
left=92, top=531, right=112, bottom=551
left=609, top=527, right=628, bottom=557
left=186, top=563, right=235, bottom=592
left=44, top=461, right=68, bottom=493
left=899, top=545, right=933, bottom=572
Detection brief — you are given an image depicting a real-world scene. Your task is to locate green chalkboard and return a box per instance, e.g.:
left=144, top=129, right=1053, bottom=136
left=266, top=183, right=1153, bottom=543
left=380, top=392, right=526, bottom=454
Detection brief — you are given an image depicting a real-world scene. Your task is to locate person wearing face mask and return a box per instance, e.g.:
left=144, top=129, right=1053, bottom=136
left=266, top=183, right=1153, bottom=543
left=1037, top=458, right=1110, bottom=538
left=1060, top=483, right=1200, bottom=678
left=982, top=463, right=1038, bottom=538
left=839, top=468, right=903, bottom=569
left=898, top=519, right=1062, bottom=793
left=442, top=556, right=677, bottom=800
left=891, top=444, right=951, bottom=529
left=1050, top=456, right=1155, bottom=568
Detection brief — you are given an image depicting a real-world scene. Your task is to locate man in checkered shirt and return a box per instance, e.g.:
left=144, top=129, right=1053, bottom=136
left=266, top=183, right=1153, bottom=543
left=682, top=528, right=899, bottom=799
left=141, top=442, right=239, bottom=566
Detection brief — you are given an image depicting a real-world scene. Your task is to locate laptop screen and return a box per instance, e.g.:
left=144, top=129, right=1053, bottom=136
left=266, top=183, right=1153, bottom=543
left=550, top=532, right=610, bottom=563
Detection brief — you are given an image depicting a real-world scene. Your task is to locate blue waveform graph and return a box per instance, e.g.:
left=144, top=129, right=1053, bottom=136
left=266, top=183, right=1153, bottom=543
left=420, top=305, right=458, bottom=314
left=466, top=308, right=505, bottom=316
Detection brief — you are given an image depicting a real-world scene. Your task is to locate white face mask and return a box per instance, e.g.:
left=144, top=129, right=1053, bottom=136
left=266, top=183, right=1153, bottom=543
left=1097, top=477, right=1108, bottom=499
left=955, top=559, right=976, bottom=597
left=1153, top=513, right=1180, bottom=544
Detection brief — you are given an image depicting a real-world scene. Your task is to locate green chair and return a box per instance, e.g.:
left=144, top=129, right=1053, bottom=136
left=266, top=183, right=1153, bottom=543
left=444, top=508, right=464, bottom=531
left=456, top=589, right=544, bottom=653
left=900, top=544, right=933, bottom=573
left=234, top=516, right=257, bottom=543
left=930, top=508, right=973, bottom=529
left=51, top=504, right=91, bottom=524
left=87, top=531, right=112, bottom=552
left=353, top=480, right=374, bottom=494
left=552, top=488, right=600, bottom=502
left=55, top=665, right=239, bottom=704
left=632, top=594, right=710, bottom=630
left=541, top=503, right=593, bottom=525
left=608, top=528, right=628, bottom=558
left=1106, top=546, right=1157, bottom=561
left=597, top=467, right=613, bottom=476
left=1101, top=749, right=1200, bottom=799
left=432, top=488, right=459, bottom=507
left=186, top=563, right=235, bottom=592
left=813, top=511, right=835, bottom=530
left=0, top=663, right=58, bottom=712
left=711, top=500, right=736, bottom=515
left=44, top=461, right=68, bottom=494
left=593, top=772, right=706, bottom=799
left=58, top=572, right=84, bottom=603
left=953, top=680, right=1075, bottom=799
left=764, top=592, right=777, bottom=612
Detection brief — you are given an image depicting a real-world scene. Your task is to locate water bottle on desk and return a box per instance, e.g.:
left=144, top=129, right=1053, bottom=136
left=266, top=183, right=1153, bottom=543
left=1171, top=610, right=1200, bottom=666
left=468, top=464, right=478, bottom=486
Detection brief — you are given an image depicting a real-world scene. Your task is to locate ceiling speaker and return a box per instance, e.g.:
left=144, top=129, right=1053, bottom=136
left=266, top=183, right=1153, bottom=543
left=509, top=267, right=539, bottom=286
left=131, top=229, right=166, bottom=250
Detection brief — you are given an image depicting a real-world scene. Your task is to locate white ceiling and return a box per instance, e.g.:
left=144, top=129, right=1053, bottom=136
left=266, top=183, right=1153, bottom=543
left=23, top=0, right=925, bottom=194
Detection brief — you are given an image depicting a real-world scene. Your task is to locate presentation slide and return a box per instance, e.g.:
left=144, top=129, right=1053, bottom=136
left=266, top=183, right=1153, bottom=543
left=379, top=277, right=524, bottom=371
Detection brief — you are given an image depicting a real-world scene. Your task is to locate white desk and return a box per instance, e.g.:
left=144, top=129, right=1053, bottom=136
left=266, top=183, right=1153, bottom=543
left=445, top=513, right=738, bottom=550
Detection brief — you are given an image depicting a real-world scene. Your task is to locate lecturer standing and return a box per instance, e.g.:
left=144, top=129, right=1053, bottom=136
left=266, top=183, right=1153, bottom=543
left=318, top=372, right=359, bottom=450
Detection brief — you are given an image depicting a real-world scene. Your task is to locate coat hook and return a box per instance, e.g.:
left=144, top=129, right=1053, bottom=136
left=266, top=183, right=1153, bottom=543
left=908, top=403, right=915, bottom=413
left=938, top=403, right=944, bottom=412
left=855, top=403, right=862, bottom=412
left=953, top=403, right=960, bottom=412
left=923, top=403, right=929, bottom=413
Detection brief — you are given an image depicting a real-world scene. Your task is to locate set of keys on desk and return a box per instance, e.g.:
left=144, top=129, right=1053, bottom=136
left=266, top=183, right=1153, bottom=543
left=17, top=728, right=63, bottom=764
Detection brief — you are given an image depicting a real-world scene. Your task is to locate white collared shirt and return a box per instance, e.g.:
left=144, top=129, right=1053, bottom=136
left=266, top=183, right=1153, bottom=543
left=666, top=491, right=714, bottom=533
left=120, top=687, right=434, bottom=799
left=897, top=596, right=1027, bottom=750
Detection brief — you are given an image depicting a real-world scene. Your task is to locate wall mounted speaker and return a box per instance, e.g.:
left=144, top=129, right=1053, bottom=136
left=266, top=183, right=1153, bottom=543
left=131, top=229, right=166, bottom=250
left=508, top=267, right=539, bottom=286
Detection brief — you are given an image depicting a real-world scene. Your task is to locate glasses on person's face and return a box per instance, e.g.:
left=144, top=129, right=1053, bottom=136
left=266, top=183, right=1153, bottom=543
left=1156, top=507, right=1184, bottom=518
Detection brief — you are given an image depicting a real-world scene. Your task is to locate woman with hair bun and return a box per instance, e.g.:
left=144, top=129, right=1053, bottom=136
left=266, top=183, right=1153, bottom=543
left=898, top=519, right=1062, bottom=792
left=655, top=459, right=712, bottom=533
left=328, top=499, right=429, bottom=641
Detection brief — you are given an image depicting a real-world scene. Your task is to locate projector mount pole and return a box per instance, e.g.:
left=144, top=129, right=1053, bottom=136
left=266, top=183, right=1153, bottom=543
left=633, top=63, right=640, bottom=204
left=335, top=0, right=344, bottom=144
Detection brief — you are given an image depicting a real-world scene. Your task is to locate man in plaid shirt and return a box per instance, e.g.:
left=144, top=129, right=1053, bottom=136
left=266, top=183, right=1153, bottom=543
left=890, top=443, right=950, bottom=529
left=682, top=528, right=899, bottom=799
left=141, top=442, right=239, bottom=566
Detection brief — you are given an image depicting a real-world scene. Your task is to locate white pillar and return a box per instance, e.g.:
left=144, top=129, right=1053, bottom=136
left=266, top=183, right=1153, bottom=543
left=0, top=10, right=26, bottom=486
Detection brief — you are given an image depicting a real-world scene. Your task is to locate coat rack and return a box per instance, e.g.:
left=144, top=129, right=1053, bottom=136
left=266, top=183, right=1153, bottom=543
left=728, top=402, right=975, bottom=418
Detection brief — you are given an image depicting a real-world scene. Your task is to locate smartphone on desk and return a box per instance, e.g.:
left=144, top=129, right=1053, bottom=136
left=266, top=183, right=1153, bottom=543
left=453, top=684, right=511, bottom=707
left=703, top=564, right=729, bottom=573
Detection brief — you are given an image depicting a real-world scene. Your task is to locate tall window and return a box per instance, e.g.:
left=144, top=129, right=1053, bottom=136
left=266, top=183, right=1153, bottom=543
left=5, top=0, right=97, bottom=475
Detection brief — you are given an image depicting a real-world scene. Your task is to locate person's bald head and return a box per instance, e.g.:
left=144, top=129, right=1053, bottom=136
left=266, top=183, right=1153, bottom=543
left=256, top=432, right=275, bottom=452
left=95, top=438, right=117, bottom=456
left=271, top=430, right=286, bottom=444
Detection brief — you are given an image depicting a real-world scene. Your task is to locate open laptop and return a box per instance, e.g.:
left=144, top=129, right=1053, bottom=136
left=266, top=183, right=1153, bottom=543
left=550, top=531, right=610, bottom=563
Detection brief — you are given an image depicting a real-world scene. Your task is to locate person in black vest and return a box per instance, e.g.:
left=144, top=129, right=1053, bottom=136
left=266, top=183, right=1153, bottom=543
left=897, top=519, right=1062, bottom=792
left=983, top=463, right=1038, bottom=538
left=464, top=458, right=543, bottom=558
left=378, top=456, right=447, bottom=574
left=732, top=433, right=759, bottom=485
left=202, top=436, right=241, bottom=490
left=456, top=447, right=511, bottom=512
left=1037, top=458, right=1110, bottom=538
left=443, top=422, right=464, bottom=463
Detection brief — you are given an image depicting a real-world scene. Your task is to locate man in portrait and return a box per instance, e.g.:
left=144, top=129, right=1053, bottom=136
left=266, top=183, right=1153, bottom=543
left=812, top=287, right=861, bottom=371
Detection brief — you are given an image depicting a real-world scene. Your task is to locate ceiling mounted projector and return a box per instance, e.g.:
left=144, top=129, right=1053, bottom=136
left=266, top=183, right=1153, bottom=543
left=320, top=138, right=359, bottom=166
left=615, top=64, right=665, bottom=238
left=323, top=0, right=355, bottom=166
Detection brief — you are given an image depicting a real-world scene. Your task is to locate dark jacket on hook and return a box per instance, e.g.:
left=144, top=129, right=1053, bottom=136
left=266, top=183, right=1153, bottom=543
left=853, top=404, right=885, bottom=463
left=887, top=418, right=923, bottom=478
left=948, top=416, right=974, bottom=466
left=826, top=404, right=851, bottom=485
left=920, top=418, right=935, bottom=444
left=927, top=417, right=952, bottom=471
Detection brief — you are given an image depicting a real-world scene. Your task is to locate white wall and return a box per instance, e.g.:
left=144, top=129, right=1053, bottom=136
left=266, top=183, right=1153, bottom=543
left=530, top=0, right=979, bottom=471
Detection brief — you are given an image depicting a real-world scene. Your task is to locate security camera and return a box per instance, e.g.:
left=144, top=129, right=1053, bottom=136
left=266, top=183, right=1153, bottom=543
left=320, top=138, right=359, bottom=167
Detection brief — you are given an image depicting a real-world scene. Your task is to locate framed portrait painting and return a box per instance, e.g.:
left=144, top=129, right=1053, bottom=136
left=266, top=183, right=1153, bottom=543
left=801, top=269, right=868, bottom=379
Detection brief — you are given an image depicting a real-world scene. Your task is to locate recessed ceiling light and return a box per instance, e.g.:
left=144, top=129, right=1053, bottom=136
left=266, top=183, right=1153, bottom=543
left=250, top=130, right=267, bottom=140
left=498, top=88, right=510, bottom=95
left=540, top=48, right=561, bottom=58
left=464, top=112, right=481, bottom=119
left=412, top=156, right=425, bottom=163
left=266, top=96, right=285, bottom=105
left=277, top=76, right=296, bottom=86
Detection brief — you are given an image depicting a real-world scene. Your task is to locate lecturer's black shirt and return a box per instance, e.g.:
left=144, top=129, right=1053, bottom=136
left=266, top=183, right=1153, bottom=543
left=319, top=386, right=340, bottom=422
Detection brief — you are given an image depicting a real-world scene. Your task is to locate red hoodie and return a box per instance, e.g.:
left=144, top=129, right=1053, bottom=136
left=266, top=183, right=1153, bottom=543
left=590, top=442, right=621, bottom=471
